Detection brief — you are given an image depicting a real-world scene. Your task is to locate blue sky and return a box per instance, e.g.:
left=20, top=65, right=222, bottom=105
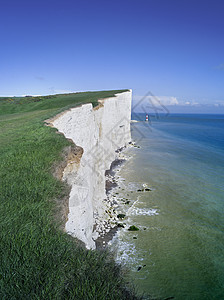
left=1, top=0, right=224, bottom=113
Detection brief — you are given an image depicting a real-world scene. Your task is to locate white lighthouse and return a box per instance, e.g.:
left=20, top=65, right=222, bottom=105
left=145, top=114, right=149, bottom=122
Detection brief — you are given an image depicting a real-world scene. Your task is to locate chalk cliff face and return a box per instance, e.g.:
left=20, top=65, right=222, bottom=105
left=52, top=90, right=132, bottom=249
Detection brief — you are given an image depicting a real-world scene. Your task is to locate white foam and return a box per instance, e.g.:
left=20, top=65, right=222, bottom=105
left=126, top=182, right=141, bottom=191
left=128, top=207, right=159, bottom=216
left=109, top=233, right=143, bottom=267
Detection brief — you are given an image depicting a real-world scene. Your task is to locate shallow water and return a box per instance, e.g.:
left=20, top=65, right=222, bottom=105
left=110, top=114, right=224, bottom=300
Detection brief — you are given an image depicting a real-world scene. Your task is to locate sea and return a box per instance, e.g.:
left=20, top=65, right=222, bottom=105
left=109, top=113, right=224, bottom=300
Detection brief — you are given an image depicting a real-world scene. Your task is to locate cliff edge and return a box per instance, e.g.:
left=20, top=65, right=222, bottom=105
left=50, top=90, right=132, bottom=249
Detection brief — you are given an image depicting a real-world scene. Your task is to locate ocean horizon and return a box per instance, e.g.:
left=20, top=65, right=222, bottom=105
left=109, top=113, right=224, bottom=300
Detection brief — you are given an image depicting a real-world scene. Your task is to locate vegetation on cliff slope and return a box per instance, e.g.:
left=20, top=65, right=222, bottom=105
left=0, top=90, right=142, bottom=299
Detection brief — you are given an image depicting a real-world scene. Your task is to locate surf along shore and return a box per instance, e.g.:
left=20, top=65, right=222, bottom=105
left=0, top=90, right=142, bottom=299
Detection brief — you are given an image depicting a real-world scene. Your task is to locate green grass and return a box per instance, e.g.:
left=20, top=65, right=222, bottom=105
left=0, top=90, right=141, bottom=299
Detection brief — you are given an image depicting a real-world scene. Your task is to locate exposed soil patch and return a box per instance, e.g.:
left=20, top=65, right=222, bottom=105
left=51, top=143, right=83, bottom=231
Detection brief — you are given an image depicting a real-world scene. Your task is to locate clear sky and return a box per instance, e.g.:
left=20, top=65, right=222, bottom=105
left=1, top=0, right=224, bottom=113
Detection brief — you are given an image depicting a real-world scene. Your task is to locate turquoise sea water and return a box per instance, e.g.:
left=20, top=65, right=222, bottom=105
left=110, top=114, right=224, bottom=300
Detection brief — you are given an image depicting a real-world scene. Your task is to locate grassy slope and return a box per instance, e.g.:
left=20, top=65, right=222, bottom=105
left=0, top=90, right=140, bottom=299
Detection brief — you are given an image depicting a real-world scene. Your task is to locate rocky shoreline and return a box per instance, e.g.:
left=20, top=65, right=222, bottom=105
left=94, top=155, right=127, bottom=249
left=95, top=140, right=155, bottom=252
left=95, top=142, right=135, bottom=250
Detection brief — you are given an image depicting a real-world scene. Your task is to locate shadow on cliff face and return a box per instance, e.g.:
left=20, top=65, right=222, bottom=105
left=105, top=157, right=126, bottom=194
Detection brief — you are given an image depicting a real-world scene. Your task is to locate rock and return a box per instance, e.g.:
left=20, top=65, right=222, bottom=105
left=133, top=237, right=137, bottom=239
left=117, top=213, right=126, bottom=219
left=144, top=188, right=152, bottom=192
left=137, top=189, right=144, bottom=192
left=117, top=223, right=125, bottom=228
left=128, top=225, right=139, bottom=231
left=137, top=266, right=142, bottom=271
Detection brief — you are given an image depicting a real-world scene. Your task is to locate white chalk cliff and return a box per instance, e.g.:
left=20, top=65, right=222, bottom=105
left=51, top=90, right=132, bottom=249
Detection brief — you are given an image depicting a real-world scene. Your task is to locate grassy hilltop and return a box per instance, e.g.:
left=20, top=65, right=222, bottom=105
left=0, top=90, right=140, bottom=299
